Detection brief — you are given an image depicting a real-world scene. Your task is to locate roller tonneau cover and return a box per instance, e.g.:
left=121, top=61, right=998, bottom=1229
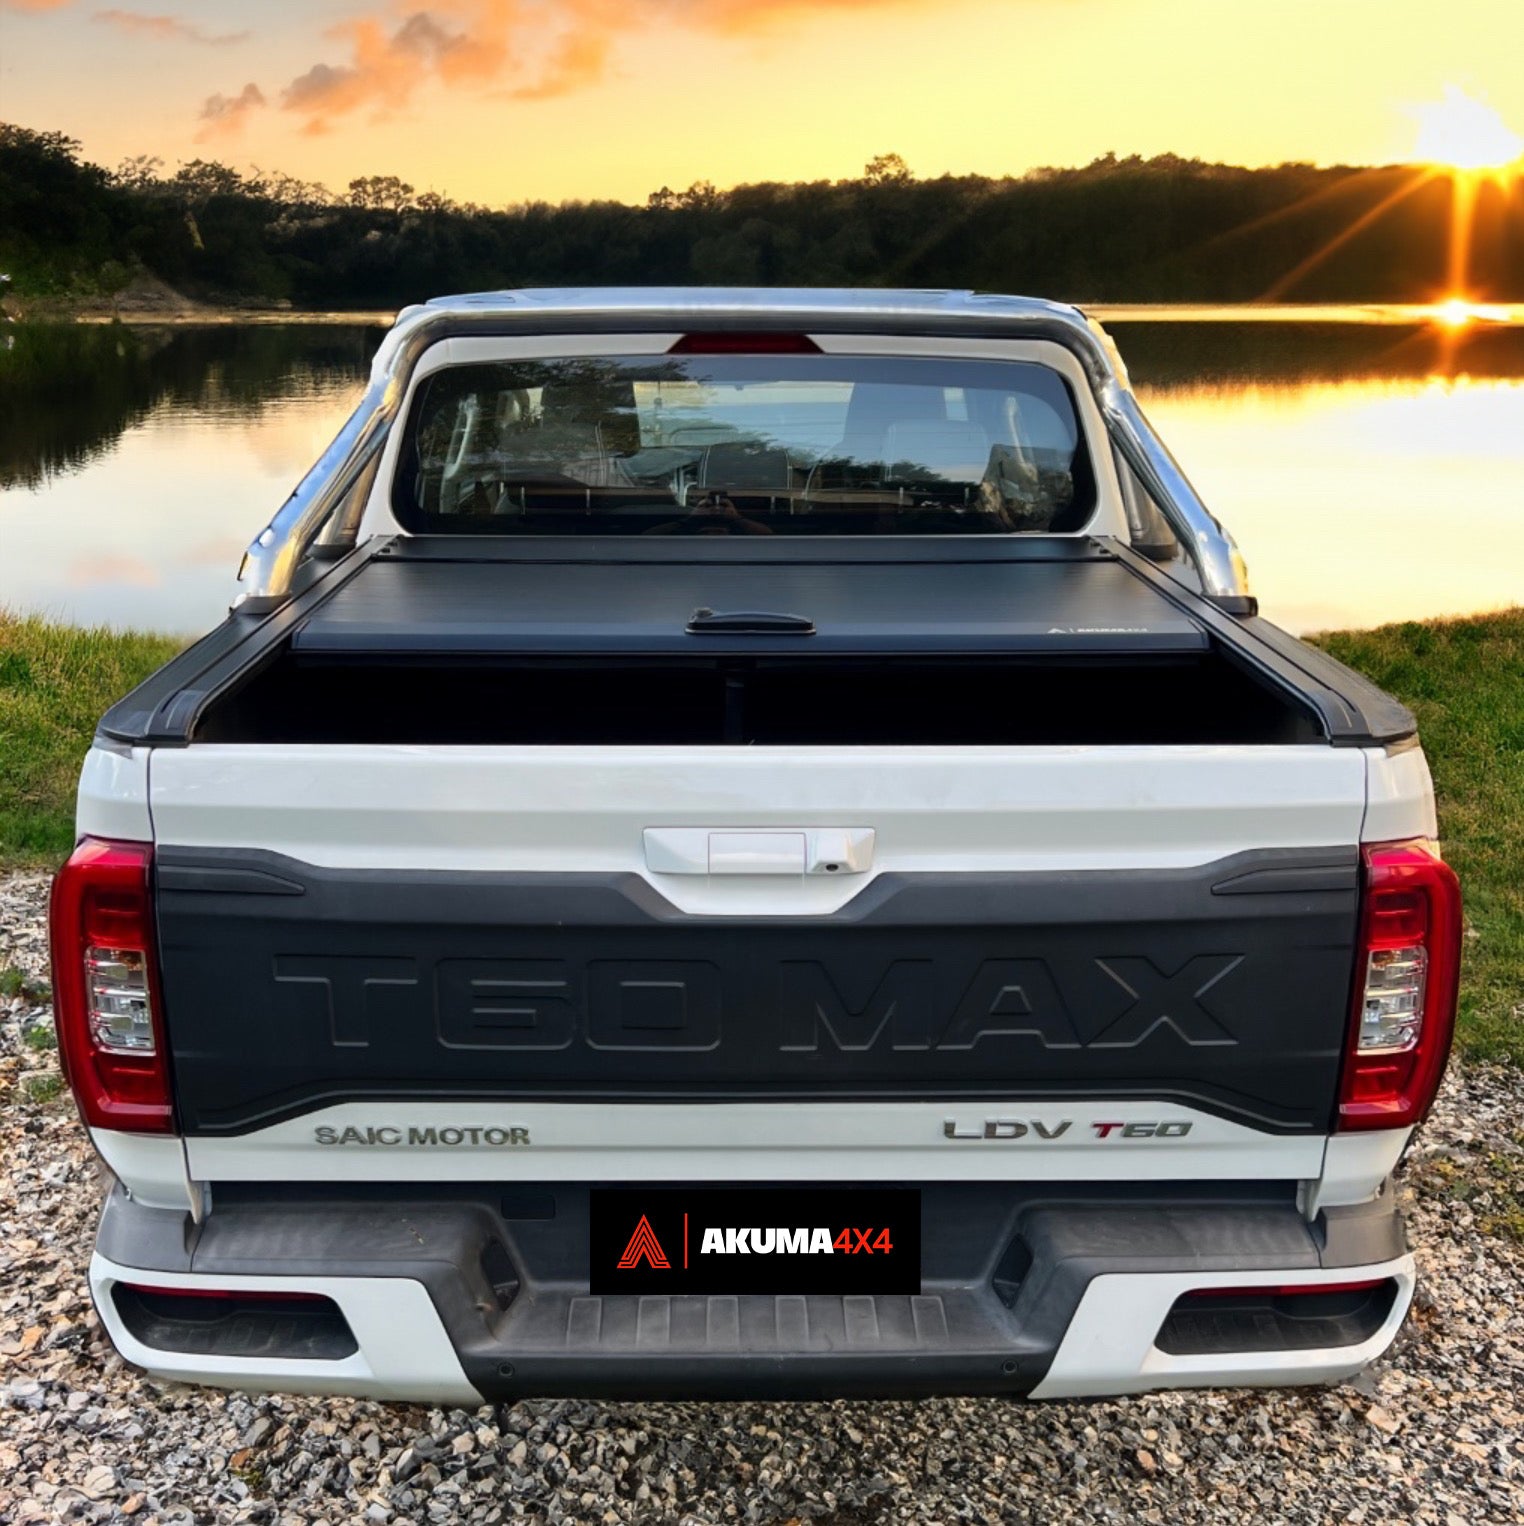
left=97, top=535, right=1416, bottom=746
left=289, top=550, right=1207, bottom=656
left=63, top=290, right=1452, bottom=1403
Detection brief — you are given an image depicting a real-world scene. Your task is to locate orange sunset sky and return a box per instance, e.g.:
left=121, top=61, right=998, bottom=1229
left=2, top=0, right=1524, bottom=204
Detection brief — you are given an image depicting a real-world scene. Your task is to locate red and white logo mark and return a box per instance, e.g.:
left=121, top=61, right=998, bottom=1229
left=616, top=1214, right=671, bottom=1270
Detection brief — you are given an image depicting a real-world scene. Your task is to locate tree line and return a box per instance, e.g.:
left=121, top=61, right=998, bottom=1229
left=2, top=125, right=1521, bottom=307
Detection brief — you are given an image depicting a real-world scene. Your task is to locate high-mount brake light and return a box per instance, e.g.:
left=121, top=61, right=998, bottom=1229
left=1337, top=838, right=1461, bottom=1133
left=668, top=332, right=821, bottom=354
left=50, top=837, right=173, bottom=1134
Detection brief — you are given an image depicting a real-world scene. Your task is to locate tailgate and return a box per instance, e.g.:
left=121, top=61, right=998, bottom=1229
left=149, top=743, right=1367, bottom=1173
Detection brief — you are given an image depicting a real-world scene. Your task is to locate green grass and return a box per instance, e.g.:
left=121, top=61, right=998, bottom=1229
left=20, top=1073, right=65, bottom=1105
left=1312, top=611, right=1524, bottom=1066
left=0, top=614, right=182, bottom=865
left=0, top=608, right=1519, bottom=1063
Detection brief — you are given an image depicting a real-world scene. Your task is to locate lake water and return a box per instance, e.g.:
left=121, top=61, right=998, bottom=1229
left=2, top=312, right=1522, bottom=635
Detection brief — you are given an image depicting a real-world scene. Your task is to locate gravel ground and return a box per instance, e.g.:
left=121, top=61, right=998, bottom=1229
left=3, top=868, right=1521, bottom=1525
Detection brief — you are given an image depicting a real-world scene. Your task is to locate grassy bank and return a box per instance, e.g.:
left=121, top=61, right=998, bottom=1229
left=1313, top=611, right=1524, bottom=1066
left=1, top=607, right=1520, bottom=1063
left=0, top=615, right=181, bottom=863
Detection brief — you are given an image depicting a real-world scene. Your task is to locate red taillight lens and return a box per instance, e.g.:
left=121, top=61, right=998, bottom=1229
left=667, top=332, right=822, bottom=354
left=1337, top=838, right=1462, bottom=1133
left=50, top=837, right=173, bottom=1134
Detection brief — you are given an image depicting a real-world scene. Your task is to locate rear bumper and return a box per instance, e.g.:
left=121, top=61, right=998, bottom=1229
left=89, top=1181, right=1413, bottom=1403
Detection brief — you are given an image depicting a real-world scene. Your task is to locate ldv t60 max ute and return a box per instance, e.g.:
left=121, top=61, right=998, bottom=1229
left=53, top=289, right=1461, bottom=1403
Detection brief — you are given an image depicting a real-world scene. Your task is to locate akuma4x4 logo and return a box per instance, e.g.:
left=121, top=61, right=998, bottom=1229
left=615, top=1214, right=671, bottom=1269
left=590, top=1188, right=920, bottom=1296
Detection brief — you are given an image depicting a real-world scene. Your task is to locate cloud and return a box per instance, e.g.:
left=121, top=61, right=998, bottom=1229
left=268, top=0, right=937, bottom=131
left=280, top=4, right=518, bottom=132
left=92, top=9, right=250, bottom=44
left=196, top=82, right=266, bottom=140
left=0, top=0, right=79, bottom=11
left=505, top=30, right=611, bottom=102
left=699, top=0, right=927, bottom=33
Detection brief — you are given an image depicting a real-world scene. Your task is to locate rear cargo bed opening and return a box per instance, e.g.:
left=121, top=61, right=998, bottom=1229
left=193, top=647, right=1322, bottom=746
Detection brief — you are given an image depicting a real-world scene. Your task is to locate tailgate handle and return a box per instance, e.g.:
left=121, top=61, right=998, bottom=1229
left=687, top=607, right=816, bottom=636
left=644, top=828, right=875, bottom=876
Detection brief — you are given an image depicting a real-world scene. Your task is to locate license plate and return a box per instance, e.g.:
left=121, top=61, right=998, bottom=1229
left=590, top=1188, right=921, bottom=1296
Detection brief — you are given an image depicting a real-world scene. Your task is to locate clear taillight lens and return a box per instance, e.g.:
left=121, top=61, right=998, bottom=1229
left=86, top=946, right=156, bottom=1053
left=1358, top=943, right=1428, bottom=1053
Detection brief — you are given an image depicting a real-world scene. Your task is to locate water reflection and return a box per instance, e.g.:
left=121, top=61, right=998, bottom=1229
left=1112, top=317, right=1524, bottom=387
left=0, top=317, right=1520, bottom=634
left=1115, top=321, right=1524, bottom=633
left=0, top=323, right=380, bottom=489
left=0, top=324, right=380, bottom=632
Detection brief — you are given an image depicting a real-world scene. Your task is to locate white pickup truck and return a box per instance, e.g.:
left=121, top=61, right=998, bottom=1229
left=54, top=289, right=1460, bottom=1404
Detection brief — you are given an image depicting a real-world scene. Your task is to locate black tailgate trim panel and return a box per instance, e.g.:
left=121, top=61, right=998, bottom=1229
left=156, top=846, right=1358, bottom=1136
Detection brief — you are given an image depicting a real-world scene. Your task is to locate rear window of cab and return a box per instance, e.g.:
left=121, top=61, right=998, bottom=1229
left=393, top=352, right=1097, bottom=536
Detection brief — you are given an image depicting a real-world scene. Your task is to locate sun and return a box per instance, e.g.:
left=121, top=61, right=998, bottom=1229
left=1411, top=85, right=1524, bottom=174
left=1432, top=297, right=1512, bottom=329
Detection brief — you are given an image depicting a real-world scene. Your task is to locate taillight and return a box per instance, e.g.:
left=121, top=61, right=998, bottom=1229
left=50, top=837, right=173, bottom=1134
left=1337, top=838, right=1462, bottom=1132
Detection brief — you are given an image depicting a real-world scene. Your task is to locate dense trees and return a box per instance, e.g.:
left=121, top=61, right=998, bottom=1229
left=2, top=126, right=1521, bottom=308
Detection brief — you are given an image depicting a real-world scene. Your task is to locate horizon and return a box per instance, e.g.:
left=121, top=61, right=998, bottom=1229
left=3, top=1, right=1524, bottom=204
left=6, top=127, right=1504, bottom=209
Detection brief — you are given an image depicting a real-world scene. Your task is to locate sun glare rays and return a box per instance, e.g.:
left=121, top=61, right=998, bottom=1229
left=1250, top=86, right=1521, bottom=364
left=1409, top=86, right=1521, bottom=319
left=1410, top=86, right=1524, bottom=339
left=1258, top=170, right=1440, bottom=302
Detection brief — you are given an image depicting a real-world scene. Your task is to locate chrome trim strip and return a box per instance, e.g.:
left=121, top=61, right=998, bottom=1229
left=236, top=289, right=1251, bottom=605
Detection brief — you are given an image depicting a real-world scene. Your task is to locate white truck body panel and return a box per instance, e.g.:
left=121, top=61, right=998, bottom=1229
left=145, top=741, right=1366, bottom=915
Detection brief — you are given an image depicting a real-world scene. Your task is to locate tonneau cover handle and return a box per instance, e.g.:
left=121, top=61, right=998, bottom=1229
left=687, top=607, right=816, bottom=636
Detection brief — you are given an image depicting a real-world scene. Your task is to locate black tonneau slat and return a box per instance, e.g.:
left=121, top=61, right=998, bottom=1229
left=379, top=533, right=1112, bottom=564
left=290, top=554, right=1208, bottom=658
